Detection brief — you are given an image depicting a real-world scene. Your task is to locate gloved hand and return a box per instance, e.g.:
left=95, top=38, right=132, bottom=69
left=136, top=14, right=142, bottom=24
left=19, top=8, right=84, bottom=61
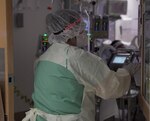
left=123, top=63, right=141, bottom=76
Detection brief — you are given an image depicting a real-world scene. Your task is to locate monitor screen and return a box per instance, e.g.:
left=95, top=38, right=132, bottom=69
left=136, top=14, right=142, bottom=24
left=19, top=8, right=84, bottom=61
left=107, top=0, right=127, bottom=15
left=112, top=56, right=127, bottom=64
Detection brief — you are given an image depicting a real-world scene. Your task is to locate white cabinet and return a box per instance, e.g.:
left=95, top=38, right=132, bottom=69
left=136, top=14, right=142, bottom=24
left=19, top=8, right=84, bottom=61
left=115, top=20, right=138, bottom=45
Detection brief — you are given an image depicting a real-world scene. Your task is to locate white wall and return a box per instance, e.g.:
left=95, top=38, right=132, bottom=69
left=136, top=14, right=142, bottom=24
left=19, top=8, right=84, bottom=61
left=13, top=0, right=63, bottom=112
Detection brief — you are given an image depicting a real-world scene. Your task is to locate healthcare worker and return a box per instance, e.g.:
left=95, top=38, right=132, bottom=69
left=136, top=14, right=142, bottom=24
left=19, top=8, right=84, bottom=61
left=22, top=9, right=132, bottom=121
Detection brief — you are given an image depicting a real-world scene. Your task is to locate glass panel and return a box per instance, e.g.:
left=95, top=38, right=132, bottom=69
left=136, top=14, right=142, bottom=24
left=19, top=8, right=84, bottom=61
left=144, top=18, right=150, bottom=104
left=144, top=41, right=150, bottom=104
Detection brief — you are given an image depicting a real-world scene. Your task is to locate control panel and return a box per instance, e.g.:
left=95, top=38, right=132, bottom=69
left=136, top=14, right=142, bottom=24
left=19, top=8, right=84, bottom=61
left=41, top=33, right=49, bottom=52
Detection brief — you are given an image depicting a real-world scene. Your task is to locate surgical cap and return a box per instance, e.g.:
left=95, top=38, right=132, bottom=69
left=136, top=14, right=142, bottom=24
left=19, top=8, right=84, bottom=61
left=46, top=9, right=86, bottom=44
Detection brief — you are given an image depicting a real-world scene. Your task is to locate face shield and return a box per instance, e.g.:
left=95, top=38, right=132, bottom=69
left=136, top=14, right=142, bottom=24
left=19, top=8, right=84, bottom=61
left=76, top=30, right=88, bottom=48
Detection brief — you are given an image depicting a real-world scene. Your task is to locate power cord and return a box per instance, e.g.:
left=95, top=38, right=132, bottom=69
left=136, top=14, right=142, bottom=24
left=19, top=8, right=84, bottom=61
left=14, top=86, right=33, bottom=107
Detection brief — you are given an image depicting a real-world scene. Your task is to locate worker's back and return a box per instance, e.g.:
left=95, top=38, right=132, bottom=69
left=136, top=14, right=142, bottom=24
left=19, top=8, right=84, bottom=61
left=32, top=43, right=84, bottom=120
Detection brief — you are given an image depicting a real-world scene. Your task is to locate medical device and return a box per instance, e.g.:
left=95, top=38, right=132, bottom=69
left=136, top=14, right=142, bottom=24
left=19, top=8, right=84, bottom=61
left=108, top=49, right=136, bottom=71
left=36, top=33, right=49, bottom=57
left=90, top=15, right=109, bottom=39
left=82, top=14, right=109, bottom=52
left=111, top=50, right=140, bottom=121
left=41, top=33, right=49, bottom=52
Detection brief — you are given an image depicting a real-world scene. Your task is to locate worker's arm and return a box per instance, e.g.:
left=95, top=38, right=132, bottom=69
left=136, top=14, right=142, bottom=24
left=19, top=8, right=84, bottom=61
left=68, top=48, right=131, bottom=99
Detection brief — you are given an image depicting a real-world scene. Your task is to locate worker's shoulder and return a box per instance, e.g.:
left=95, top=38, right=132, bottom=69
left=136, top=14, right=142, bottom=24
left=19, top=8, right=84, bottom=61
left=67, top=45, right=85, bottom=57
left=51, top=43, right=96, bottom=59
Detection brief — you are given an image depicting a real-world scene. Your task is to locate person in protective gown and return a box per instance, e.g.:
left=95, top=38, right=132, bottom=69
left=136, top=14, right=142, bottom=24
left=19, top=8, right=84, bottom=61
left=22, top=9, right=131, bottom=121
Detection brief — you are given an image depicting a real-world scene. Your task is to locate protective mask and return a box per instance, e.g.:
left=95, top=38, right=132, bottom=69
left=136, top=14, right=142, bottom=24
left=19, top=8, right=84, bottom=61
left=76, top=31, right=88, bottom=47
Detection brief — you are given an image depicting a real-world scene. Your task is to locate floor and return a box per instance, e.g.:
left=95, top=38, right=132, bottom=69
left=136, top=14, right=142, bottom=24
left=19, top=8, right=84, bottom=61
left=104, top=110, right=146, bottom=121
left=15, top=111, right=26, bottom=121
left=15, top=108, right=146, bottom=121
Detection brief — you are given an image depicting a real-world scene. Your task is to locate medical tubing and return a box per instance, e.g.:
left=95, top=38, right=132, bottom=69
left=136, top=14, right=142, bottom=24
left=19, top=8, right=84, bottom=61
left=85, top=9, right=91, bottom=52
left=14, top=86, right=33, bottom=107
left=79, top=2, right=82, bottom=12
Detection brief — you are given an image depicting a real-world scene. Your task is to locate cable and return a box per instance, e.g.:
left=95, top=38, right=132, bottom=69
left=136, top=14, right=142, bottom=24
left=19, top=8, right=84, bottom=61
left=14, top=86, right=33, bottom=107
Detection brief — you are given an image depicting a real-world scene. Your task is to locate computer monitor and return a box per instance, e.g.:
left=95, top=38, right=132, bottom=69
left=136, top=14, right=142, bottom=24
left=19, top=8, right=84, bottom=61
left=107, top=0, right=127, bottom=16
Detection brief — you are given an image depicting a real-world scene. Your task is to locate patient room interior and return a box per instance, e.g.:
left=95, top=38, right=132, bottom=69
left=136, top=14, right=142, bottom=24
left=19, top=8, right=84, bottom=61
left=0, top=0, right=150, bottom=121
